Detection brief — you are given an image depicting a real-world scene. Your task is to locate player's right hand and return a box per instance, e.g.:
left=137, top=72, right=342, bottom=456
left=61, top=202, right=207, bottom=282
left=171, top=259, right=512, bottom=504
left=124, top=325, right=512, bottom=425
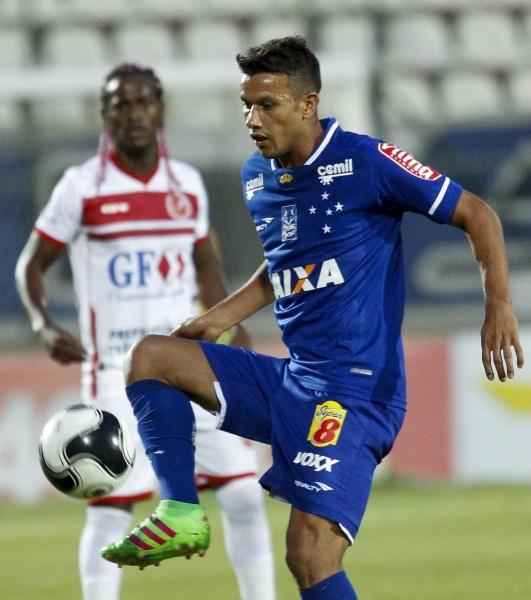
left=38, top=324, right=87, bottom=364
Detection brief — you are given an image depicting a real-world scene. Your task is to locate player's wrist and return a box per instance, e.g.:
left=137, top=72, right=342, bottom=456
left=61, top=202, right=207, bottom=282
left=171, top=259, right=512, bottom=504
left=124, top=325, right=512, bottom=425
left=31, top=314, right=52, bottom=335
left=485, top=296, right=512, bottom=310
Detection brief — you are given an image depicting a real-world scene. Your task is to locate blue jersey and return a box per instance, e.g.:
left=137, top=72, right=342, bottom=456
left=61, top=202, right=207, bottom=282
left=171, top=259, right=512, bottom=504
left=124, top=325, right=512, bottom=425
left=241, top=118, right=462, bottom=405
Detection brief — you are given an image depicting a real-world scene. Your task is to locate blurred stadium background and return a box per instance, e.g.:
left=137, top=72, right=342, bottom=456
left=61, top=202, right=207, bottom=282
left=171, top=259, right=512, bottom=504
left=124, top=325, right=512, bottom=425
left=1, top=0, right=531, bottom=598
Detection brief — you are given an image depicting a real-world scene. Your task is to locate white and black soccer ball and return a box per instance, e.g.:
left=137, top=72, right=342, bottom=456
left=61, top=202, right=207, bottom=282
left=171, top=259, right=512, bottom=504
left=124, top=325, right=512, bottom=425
left=39, top=404, right=136, bottom=500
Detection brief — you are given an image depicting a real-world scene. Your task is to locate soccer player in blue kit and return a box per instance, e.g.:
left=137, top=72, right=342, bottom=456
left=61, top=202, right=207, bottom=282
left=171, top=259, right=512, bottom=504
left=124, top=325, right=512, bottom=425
left=102, top=37, right=524, bottom=598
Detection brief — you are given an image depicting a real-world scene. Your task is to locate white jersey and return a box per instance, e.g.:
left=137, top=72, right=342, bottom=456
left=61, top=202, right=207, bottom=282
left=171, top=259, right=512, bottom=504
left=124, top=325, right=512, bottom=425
left=36, top=154, right=209, bottom=401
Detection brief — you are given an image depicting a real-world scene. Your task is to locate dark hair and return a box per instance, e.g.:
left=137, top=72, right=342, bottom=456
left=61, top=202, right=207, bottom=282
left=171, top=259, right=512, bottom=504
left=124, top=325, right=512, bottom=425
left=101, top=63, right=163, bottom=110
left=236, top=35, right=321, bottom=93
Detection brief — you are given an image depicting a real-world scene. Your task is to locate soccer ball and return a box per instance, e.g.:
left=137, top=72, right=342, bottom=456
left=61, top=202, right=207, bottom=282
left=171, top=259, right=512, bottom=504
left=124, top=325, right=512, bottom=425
left=39, top=404, right=136, bottom=500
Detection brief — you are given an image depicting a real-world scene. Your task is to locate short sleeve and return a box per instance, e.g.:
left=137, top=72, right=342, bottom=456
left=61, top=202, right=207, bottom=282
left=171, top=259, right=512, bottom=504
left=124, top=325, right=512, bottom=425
left=371, top=141, right=462, bottom=224
left=35, top=168, right=83, bottom=244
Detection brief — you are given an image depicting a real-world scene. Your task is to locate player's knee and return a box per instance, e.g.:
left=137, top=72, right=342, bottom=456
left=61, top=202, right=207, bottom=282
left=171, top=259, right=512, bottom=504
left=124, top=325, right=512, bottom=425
left=124, top=334, right=167, bottom=384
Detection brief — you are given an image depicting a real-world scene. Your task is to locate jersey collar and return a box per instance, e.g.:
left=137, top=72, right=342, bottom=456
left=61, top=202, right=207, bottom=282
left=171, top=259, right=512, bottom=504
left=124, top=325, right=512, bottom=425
left=110, top=151, right=160, bottom=184
left=270, top=118, right=339, bottom=171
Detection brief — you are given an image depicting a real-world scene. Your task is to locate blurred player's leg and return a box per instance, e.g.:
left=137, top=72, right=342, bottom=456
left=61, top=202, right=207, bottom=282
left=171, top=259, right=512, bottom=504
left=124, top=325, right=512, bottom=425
left=79, top=506, right=132, bottom=600
left=216, top=477, right=275, bottom=600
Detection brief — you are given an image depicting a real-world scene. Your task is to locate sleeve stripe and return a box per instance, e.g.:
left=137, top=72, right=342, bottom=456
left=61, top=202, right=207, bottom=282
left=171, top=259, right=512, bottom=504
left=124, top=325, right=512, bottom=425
left=34, top=227, right=66, bottom=248
left=428, top=176, right=450, bottom=216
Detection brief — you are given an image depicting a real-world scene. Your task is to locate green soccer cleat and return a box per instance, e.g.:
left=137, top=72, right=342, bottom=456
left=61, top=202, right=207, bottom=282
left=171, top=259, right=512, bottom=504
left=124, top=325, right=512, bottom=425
left=101, top=499, right=210, bottom=569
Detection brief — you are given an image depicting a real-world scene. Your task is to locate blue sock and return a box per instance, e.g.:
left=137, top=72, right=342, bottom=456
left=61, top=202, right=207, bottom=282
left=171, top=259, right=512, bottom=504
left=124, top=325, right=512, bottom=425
left=301, top=571, right=358, bottom=600
left=126, top=379, right=198, bottom=504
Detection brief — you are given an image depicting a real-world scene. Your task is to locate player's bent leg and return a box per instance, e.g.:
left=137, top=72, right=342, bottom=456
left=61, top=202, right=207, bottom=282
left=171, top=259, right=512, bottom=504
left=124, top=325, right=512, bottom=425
left=80, top=505, right=132, bottom=600
left=102, top=336, right=217, bottom=568
left=286, top=508, right=358, bottom=599
left=216, top=477, right=276, bottom=600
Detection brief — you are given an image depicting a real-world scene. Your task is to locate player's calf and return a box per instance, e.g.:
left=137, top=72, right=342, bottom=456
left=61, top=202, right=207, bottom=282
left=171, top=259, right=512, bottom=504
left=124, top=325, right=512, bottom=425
left=286, top=509, right=348, bottom=589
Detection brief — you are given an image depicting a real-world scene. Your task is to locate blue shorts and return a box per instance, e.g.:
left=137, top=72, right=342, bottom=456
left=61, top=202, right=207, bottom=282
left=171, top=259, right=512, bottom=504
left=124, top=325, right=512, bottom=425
left=200, top=341, right=405, bottom=541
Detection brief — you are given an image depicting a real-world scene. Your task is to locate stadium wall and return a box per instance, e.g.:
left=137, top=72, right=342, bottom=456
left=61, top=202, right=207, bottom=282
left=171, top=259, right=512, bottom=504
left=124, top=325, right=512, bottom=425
left=1, top=331, right=530, bottom=502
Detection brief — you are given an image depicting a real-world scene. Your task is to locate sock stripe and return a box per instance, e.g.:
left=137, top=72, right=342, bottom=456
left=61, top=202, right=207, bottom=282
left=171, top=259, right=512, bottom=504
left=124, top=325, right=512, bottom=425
left=141, top=526, right=166, bottom=545
left=151, top=516, right=176, bottom=538
left=128, top=534, right=153, bottom=550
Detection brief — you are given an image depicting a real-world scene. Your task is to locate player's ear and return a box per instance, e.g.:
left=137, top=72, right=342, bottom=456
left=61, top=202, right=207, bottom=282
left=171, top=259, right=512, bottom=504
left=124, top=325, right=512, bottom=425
left=302, top=92, right=319, bottom=120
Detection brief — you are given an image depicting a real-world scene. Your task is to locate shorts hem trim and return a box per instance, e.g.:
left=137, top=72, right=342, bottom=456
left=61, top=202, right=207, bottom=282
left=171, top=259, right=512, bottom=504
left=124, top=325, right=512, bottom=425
left=213, top=380, right=227, bottom=429
left=338, top=522, right=354, bottom=545
left=262, top=483, right=357, bottom=544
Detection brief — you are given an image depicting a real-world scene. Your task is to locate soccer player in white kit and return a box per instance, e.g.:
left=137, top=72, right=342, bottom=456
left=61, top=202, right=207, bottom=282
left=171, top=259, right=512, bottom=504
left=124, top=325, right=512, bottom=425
left=15, top=63, right=276, bottom=600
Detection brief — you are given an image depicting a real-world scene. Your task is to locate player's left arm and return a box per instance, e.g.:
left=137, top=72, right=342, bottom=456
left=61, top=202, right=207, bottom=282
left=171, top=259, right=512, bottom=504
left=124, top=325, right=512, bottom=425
left=451, top=190, right=524, bottom=381
left=191, top=230, right=251, bottom=347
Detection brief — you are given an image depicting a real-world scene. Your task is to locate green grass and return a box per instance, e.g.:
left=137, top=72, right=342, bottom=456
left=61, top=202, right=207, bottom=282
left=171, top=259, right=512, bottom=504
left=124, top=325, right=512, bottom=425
left=4, top=482, right=531, bottom=599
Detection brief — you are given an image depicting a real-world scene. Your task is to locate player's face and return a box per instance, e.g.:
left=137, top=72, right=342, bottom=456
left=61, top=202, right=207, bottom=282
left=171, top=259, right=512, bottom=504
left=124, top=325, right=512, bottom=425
left=240, top=73, right=313, bottom=162
left=102, top=76, right=163, bottom=155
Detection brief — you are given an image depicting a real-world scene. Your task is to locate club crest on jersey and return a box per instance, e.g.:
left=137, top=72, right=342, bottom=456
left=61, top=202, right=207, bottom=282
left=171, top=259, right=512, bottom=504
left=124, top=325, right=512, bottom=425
left=245, top=173, right=264, bottom=200
left=307, top=400, right=347, bottom=448
left=270, top=258, right=345, bottom=299
left=317, top=158, right=353, bottom=186
left=281, top=204, right=297, bottom=242
left=165, top=191, right=195, bottom=219
left=279, top=173, right=294, bottom=184
left=378, top=143, right=442, bottom=181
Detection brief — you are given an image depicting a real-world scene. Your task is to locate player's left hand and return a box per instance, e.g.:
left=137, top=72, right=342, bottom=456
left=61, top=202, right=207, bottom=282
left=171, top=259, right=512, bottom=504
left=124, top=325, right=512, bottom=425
left=171, top=315, right=227, bottom=343
left=481, top=299, right=524, bottom=381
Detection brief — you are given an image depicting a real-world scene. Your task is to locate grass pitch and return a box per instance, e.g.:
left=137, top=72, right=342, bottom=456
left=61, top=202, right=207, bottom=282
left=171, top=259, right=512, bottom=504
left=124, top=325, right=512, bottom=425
left=3, top=482, right=531, bottom=599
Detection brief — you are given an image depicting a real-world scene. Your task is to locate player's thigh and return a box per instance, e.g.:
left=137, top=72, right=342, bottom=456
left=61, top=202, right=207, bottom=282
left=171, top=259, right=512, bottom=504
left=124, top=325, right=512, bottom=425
left=126, top=334, right=219, bottom=411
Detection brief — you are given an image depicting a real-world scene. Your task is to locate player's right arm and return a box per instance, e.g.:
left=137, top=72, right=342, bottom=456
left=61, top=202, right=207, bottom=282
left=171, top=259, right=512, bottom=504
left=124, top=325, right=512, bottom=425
left=15, top=167, right=86, bottom=364
left=15, top=232, right=86, bottom=364
left=175, top=260, right=274, bottom=342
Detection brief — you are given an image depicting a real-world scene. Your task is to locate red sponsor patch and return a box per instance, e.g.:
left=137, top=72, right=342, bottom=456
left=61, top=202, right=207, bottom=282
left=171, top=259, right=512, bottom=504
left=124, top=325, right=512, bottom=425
left=378, top=143, right=441, bottom=181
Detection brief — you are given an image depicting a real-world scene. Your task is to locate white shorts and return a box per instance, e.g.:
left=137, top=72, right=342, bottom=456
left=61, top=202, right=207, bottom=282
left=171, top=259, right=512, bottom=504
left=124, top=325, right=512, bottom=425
left=83, top=369, right=259, bottom=505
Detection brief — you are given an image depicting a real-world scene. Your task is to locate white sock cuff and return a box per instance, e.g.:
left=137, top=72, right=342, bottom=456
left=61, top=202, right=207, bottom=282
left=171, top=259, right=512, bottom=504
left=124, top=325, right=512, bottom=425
left=85, top=505, right=133, bottom=530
